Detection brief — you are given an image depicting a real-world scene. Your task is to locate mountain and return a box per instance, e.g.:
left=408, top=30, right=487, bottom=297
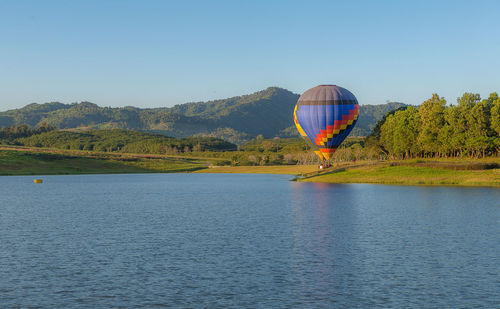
left=0, top=87, right=406, bottom=143
left=349, top=102, right=407, bottom=136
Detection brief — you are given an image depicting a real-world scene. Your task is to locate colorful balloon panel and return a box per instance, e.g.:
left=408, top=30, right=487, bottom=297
left=294, top=85, right=359, bottom=160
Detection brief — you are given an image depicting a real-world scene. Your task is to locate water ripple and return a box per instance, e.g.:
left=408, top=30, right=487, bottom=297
left=0, top=174, right=499, bottom=307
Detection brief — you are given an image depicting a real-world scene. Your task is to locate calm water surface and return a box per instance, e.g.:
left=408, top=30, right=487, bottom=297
left=1, top=173, right=499, bottom=308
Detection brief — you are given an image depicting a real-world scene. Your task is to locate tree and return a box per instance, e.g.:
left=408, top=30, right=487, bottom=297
left=466, top=100, right=491, bottom=157
left=490, top=95, right=500, bottom=135
left=438, top=107, right=457, bottom=157
left=394, top=107, right=421, bottom=159
left=490, top=95, right=500, bottom=154
left=455, top=93, right=481, bottom=156
left=418, top=94, right=446, bottom=157
left=380, top=114, right=397, bottom=158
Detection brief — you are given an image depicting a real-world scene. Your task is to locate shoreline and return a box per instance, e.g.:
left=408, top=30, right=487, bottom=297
left=1, top=148, right=499, bottom=187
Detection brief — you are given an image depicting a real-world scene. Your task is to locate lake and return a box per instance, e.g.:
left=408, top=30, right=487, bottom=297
left=1, top=173, right=499, bottom=308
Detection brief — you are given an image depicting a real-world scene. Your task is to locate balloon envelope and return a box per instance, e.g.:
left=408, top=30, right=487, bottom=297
left=293, top=85, right=359, bottom=160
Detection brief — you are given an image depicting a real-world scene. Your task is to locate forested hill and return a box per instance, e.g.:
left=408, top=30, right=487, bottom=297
left=0, top=87, right=405, bottom=143
left=349, top=102, right=407, bottom=136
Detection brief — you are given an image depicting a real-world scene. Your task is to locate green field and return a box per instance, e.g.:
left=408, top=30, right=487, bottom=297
left=0, top=147, right=318, bottom=176
left=299, top=161, right=500, bottom=187
left=0, top=149, right=206, bottom=175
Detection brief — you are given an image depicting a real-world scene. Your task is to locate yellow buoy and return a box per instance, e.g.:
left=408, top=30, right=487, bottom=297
left=33, top=179, right=43, bottom=184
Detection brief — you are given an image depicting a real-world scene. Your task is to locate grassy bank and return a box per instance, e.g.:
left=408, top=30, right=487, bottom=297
left=299, top=161, right=500, bottom=187
left=0, top=149, right=206, bottom=175
left=0, top=146, right=320, bottom=176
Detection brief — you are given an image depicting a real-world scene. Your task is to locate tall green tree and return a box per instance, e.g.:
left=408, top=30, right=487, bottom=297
left=438, top=106, right=460, bottom=157
left=393, top=107, right=421, bottom=159
left=466, top=99, right=492, bottom=157
left=418, top=94, right=446, bottom=157
left=380, top=114, right=397, bottom=157
left=489, top=94, right=500, bottom=134
left=490, top=94, right=500, bottom=153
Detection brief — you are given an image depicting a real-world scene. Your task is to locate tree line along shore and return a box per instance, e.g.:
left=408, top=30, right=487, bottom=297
left=368, top=92, right=500, bottom=159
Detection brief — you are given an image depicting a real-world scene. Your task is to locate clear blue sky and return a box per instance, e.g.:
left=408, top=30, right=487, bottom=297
left=1, top=0, right=499, bottom=110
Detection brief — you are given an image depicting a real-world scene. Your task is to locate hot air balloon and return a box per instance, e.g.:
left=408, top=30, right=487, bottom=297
left=293, top=85, right=359, bottom=161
